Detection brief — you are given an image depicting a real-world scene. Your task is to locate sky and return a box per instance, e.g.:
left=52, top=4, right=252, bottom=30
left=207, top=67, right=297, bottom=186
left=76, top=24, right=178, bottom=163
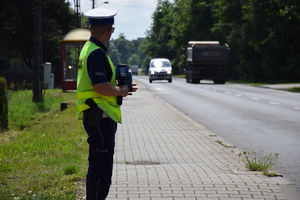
left=70, top=0, right=159, bottom=41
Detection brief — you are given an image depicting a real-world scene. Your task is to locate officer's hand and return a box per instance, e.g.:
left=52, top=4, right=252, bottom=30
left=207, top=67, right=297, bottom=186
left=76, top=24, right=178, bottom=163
left=128, top=84, right=138, bottom=95
left=119, top=85, right=129, bottom=97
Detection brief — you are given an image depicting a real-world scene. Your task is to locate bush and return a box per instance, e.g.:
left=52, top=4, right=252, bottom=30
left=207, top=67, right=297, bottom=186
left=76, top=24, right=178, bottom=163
left=0, top=77, right=8, bottom=131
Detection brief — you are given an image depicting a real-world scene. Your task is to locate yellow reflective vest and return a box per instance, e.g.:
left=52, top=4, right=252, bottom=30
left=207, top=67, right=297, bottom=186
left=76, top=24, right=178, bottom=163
left=76, top=41, right=121, bottom=123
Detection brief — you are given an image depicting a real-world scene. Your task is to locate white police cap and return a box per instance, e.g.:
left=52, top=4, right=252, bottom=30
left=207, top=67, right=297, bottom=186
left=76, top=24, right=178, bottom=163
left=85, top=7, right=117, bottom=25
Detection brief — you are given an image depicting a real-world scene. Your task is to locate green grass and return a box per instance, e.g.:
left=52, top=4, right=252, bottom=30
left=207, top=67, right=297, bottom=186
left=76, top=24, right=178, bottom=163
left=0, top=89, right=87, bottom=199
left=288, top=87, right=300, bottom=93
left=172, top=75, right=185, bottom=78
left=8, top=90, right=75, bottom=131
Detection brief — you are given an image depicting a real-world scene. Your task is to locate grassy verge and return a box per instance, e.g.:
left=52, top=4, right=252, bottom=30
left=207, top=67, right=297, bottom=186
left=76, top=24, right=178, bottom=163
left=288, top=87, right=300, bottom=93
left=0, top=89, right=87, bottom=200
left=172, top=75, right=185, bottom=78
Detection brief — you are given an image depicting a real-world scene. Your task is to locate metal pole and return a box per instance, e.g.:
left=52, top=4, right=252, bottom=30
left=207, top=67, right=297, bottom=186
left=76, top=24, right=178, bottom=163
left=75, top=0, right=81, bottom=28
left=33, top=0, right=43, bottom=102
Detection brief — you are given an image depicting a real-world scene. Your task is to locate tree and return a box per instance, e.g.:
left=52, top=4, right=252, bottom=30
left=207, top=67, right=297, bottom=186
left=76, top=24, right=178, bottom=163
left=144, top=0, right=175, bottom=60
left=0, top=0, right=34, bottom=68
left=138, top=39, right=153, bottom=73
left=0, top=0, right=75, bottom=70
left=129, top=38, right=147, bottom=67
left=212, top=0, right=300, bottom=82
left=112, top=34, right=131, bottom=65
left=243, top=0, right=300, bottom=82
left=109, top=35, right=149, bottom=70
left=42, top=0, right=76, bottom=69
left=211, top=0, right=250, bottom=80
left=143, top=0, right=216, bottom=74
left=108, top=40, right=121, bottom=66
left=128, top=54, right=140, bottom=66
left=170, top=0, right=216, bottom=72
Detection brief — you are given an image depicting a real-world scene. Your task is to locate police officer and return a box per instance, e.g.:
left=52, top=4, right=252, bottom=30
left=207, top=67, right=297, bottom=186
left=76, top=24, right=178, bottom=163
left=76, top=7, right=137, bottom=200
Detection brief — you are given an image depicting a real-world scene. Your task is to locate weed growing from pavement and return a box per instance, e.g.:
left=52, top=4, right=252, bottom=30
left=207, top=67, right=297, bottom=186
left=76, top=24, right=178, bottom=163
left=216, top=140, right=236, bottom=148
left=0, top=89, right=87, bottom=199
left=238, top=150, right=279, bottom=176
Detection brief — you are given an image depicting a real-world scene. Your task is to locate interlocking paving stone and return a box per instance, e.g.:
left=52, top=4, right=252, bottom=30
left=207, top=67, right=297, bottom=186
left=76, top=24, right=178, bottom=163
left=78, top=83, right=291, bottom=200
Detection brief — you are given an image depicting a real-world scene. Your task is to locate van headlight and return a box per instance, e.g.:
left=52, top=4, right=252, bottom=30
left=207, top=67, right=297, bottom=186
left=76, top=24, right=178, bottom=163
left=167, top=70, right=172, bottom=74
left=151, top=71, right=155, bottom=74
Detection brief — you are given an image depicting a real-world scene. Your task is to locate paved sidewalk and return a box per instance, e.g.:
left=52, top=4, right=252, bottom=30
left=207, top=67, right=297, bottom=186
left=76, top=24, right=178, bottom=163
left=96, top=82, right=297, bottom=200
left=77, top=84, right=300, bottom=200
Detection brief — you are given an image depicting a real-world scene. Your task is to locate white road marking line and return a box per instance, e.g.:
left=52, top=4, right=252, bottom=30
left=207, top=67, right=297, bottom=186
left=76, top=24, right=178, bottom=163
left=235, top=94, right=243, bottom=97
left=225, top=92, right=232, bottom=94
left=294, top=107, right=300, bottom=110
left=250, top=97, right=259, bottom=101
left=269, top=102, right=280, bottom=106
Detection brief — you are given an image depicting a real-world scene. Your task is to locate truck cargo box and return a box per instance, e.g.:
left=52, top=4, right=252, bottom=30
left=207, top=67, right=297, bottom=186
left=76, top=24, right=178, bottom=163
left=187, top=41, right=229, bottom=63
left=185, top=41, right=229, bottom=84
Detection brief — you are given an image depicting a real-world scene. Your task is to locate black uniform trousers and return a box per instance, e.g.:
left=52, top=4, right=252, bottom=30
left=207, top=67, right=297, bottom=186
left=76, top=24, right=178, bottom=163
left=83, top=116, right=117, bottom=200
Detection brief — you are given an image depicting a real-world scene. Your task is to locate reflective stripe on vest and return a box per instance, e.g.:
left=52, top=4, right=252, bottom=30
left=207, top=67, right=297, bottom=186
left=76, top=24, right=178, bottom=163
left=76, top=41, right=121, bottom=123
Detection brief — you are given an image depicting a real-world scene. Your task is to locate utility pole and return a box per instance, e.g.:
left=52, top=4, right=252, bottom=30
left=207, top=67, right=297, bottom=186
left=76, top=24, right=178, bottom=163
left=75, top=0, right=81, bottom=28
left=33, top=0, right=43, bottom=102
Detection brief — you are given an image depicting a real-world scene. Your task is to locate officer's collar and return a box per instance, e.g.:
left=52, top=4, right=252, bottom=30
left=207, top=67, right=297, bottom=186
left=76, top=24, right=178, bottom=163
left=89, top=37, right=108, bottom=52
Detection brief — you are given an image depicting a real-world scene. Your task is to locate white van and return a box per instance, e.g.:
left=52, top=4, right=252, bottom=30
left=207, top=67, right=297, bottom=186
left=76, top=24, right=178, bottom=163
left=148, top=58, right=172, bottom=83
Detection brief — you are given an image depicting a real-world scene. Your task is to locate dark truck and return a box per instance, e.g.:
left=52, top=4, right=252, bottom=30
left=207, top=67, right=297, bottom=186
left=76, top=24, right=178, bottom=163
left=185, top=41, right=229, bottom=84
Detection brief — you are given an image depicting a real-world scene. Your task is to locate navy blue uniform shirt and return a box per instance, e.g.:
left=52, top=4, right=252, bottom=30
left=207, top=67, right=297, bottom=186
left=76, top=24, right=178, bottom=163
left=87, top=37, right=112, bottom=85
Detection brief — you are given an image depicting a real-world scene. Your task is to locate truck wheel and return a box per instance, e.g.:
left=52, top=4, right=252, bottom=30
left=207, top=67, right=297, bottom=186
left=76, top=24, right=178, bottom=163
left=168, top=79, right=172, bottom=83
left=185, top=75, right=189, bottom=83
left=149, top=79, right=152, bottom=83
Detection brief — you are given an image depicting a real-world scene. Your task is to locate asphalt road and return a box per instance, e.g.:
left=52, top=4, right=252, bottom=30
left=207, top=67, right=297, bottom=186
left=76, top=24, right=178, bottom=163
left=133, top=76, right=300, bottom=190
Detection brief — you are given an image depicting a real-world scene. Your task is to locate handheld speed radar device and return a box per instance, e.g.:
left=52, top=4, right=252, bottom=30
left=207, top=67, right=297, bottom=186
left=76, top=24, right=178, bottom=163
left=116, top=64, right=132, bottom=105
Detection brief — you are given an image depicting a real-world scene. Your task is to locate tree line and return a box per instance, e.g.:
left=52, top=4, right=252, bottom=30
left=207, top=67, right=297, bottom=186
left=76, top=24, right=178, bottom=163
left=0, top=0, right=148, bottom=86
left=0, top=0, right=75, bottom=71
left=109, top=34, right=149, bottom=71
left=1, top=0, right=299, bottom=84
left=141, top=0, right=300, bottom=82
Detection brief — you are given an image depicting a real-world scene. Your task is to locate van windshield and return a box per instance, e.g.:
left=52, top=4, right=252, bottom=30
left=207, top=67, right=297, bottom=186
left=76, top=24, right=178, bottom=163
left=151, top=61, right=171, bottom=68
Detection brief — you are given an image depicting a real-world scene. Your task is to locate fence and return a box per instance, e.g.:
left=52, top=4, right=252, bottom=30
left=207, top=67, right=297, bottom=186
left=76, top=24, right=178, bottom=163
left=0, top=66, right=34, bottom=90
